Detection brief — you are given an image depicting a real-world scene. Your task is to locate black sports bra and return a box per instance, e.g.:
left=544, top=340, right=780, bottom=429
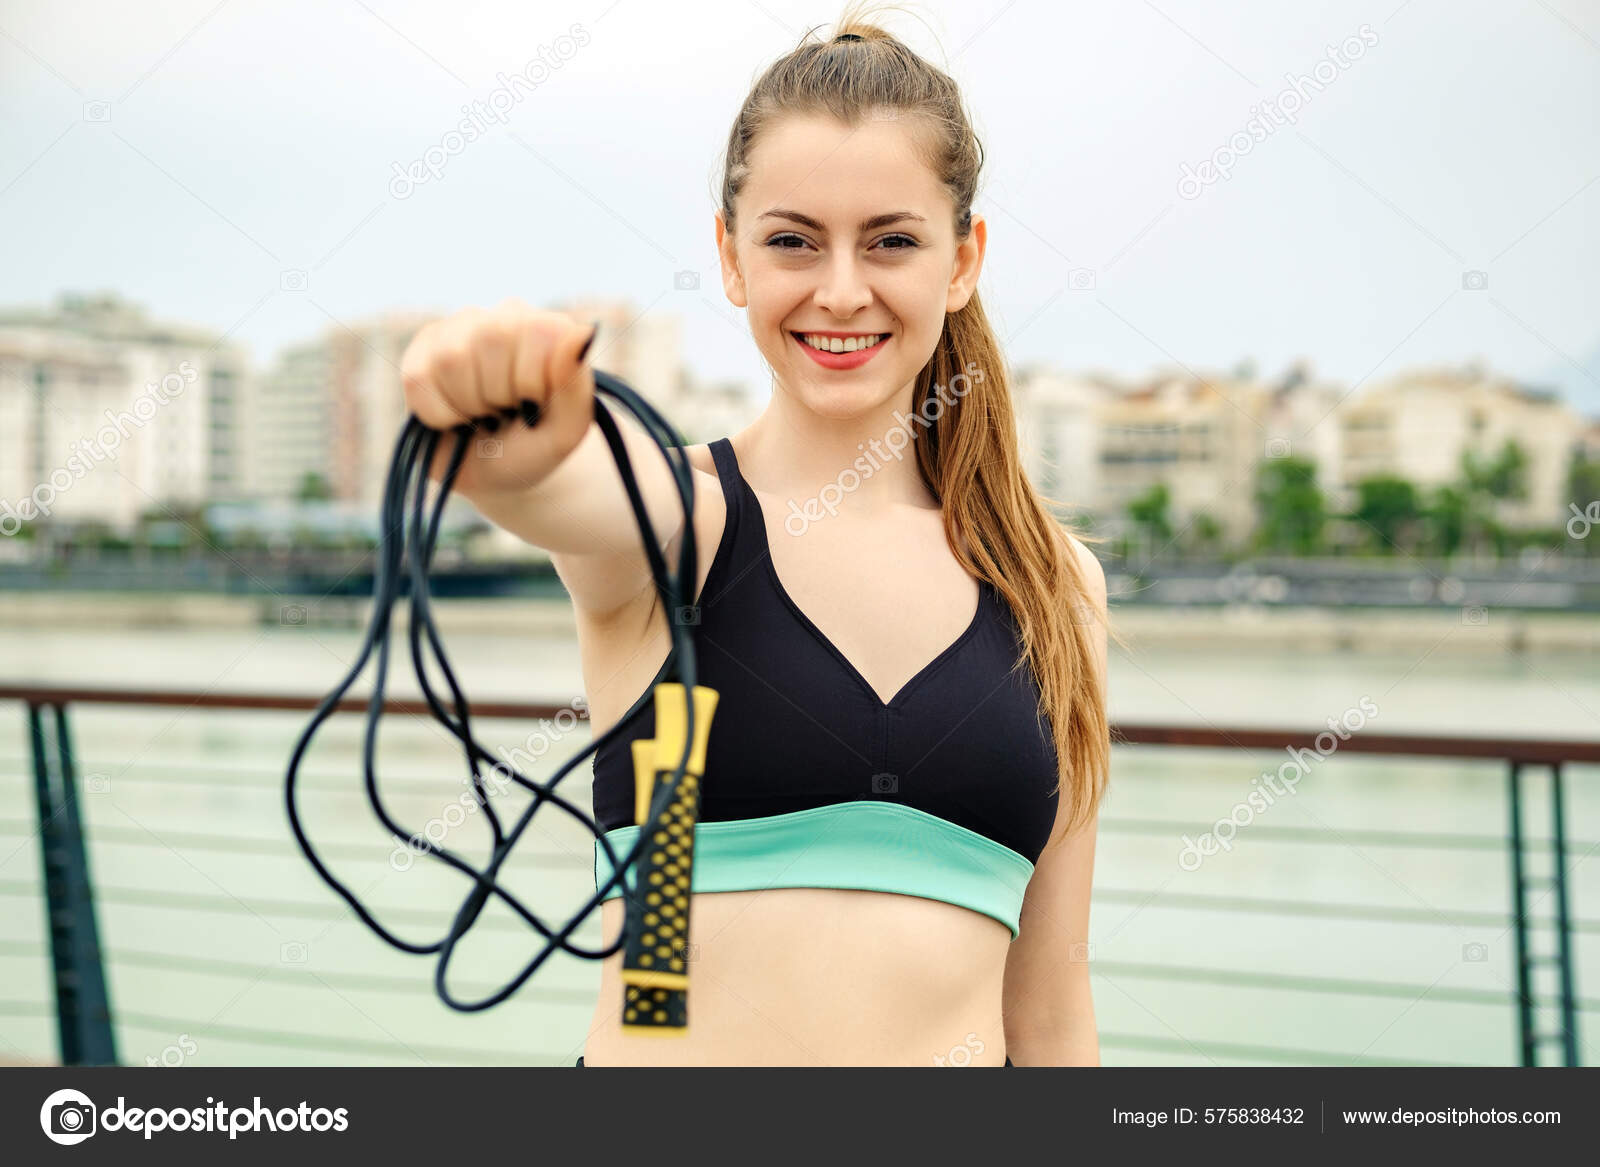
left=590, top=437, right=1060, bottom=938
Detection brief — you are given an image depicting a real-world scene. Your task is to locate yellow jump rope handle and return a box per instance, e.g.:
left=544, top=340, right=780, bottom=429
left=619, top=682, right=717, bottom=1035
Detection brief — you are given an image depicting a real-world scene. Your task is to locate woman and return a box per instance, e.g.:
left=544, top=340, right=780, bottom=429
left=401, top=9, right=1109, bottom=1066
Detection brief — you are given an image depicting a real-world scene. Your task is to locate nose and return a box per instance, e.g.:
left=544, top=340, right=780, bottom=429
left=812, top=250, right=873, bottom=318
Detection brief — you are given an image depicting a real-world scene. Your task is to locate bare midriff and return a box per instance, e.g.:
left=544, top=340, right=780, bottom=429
left=581, top=886, right=1011, bottom=1065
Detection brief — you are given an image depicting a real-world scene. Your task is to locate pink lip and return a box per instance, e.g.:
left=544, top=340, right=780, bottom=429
left=791, top=331, right=890, bottom=370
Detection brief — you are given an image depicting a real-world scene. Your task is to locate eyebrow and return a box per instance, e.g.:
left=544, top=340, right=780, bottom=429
left=756, top=209, right=927, bottom=232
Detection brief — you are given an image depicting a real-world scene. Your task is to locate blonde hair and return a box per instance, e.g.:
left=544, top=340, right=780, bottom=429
left=716, top=3, right=1110, bottom=842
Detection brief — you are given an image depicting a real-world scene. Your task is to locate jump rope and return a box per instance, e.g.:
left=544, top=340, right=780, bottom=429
left=284, top=358, right=718, bottom=1034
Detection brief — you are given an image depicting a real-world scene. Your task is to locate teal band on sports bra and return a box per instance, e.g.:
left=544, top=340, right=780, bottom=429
left=592, top=801, right=1035, bottom=940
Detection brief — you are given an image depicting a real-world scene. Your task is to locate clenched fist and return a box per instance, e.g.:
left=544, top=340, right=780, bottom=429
left=400, top=299, right=598, bottom=499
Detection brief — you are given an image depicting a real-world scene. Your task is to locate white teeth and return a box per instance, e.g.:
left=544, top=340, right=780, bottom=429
left=800, top=333, right=886, bottom=353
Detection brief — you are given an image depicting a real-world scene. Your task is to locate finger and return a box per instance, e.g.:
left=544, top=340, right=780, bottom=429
left=539, top=319, right=598, bottom=440
left=401, top=331, right=464, bottom=431
left=474, top=311, right=518, bottom=413
left=431, top=316, right=485, bottom=420
left=508, top=313, right=562, bottom=414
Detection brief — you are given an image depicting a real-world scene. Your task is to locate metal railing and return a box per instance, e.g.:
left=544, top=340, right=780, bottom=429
left=3, top=683, right=1594, bottom=1067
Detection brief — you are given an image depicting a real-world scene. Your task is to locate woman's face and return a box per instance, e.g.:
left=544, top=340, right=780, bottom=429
left=716, top=112, right=985, bottom=420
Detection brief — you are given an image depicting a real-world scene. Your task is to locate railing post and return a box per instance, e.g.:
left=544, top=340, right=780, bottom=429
left=1507, top=759, right=1583, bottom=1067
left=1548, top=763, right=1581, bottom=1066
left=1506, top=760, right=1535, bottom=1066
left=28, top=701, right=118, bottom=1066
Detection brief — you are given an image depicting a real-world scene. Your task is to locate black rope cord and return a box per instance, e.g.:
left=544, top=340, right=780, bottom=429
left=284, top=368, right=703, bottom=1013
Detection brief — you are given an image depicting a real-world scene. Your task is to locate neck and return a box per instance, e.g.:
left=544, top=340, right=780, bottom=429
left=739, top=378, right=940, bottom=515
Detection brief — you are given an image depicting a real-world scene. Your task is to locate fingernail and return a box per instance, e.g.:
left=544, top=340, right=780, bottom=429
left=520, top=399, right=542, bottom=426
left=576, top=321, right=600, bottom=365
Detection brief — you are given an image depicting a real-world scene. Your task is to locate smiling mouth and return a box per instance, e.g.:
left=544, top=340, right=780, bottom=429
left=791, top=331, right=890, bottom=354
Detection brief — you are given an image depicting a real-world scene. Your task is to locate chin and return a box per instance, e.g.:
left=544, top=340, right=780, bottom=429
left=788, top=378, right=899, bottom=421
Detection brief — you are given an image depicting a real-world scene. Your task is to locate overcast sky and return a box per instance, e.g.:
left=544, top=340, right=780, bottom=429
left=2, top=0, right=1596, bottom=414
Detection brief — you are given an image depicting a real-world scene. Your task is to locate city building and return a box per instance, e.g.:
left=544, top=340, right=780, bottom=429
left=1091, top=365, right=1264, bottom=544
left=1256, top=360, right=1346, bottom=494
left=1013, top=364, right=1109, bottom=519
left=250, top=339, right=334, bottom=501
left=321, top=310, right=440, bottom=508
left=0, top=292, right=248, bottom=532
left=1337, top=364, right=1586, bottom=525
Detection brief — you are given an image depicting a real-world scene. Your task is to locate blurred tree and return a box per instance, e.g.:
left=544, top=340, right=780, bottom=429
left=1187, top=511, right=1226, bottom=558
left=1352, top=475, right=1420, bottom=554
left=1462, top=439, right=1528, bottom=502
left=1254, top=456, right=1325, bottom=555
left=1567, top=451, right=1600, bottom=558
left=1451, top=439, right=1530, bottom=556
left=296, top=472, right=333, bottom=502
left=136, top=503, right=215, bottom=553
left=1127, top=483, right=1173, bottom=556
left=1574, top=448, right=1600, bottom=499
left=1426, top=484, right=1471, bottom=558
left=1568, top=451, right=1600, bottom=512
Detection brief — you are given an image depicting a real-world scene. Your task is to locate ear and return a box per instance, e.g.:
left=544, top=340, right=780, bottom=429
left=945, top=212, right=986, bottom=314
left=715, top=210, right=748, bottom=309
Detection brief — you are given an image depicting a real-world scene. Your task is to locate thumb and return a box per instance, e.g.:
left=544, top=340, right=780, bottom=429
left=538, top=319, right=600, bottom=435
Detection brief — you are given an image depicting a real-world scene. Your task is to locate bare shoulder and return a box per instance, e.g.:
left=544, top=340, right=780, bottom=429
left=1059, top=527, right=1106, bottom=607
left=682, top=441, right=715, bottom=476
left=676, top=442, right=725, bottom=592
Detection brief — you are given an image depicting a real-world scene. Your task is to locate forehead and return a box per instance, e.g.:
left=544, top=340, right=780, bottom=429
left=741, top=112, right=948, bottom=223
